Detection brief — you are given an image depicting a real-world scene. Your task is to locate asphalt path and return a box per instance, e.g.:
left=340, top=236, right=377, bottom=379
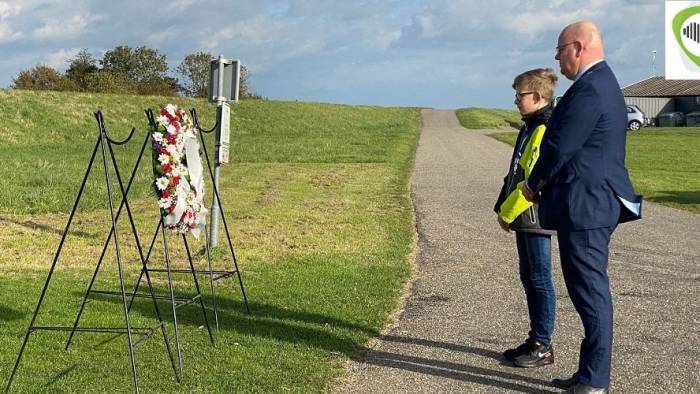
left=337, top=109, right=700, bottom=393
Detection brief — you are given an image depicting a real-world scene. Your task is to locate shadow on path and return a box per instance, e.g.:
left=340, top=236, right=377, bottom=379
left=361, top=349, right=558, bottom=393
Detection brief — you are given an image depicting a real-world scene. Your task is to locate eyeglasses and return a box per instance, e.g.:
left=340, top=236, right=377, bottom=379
left=555, top=41, right=577, bottom=55
left=514, top=91, right=535, bottom=101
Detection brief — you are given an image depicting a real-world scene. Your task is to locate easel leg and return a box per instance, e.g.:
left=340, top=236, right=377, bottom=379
left=161, top=221, right=183, bottom=374
left=182, top=235, right=215, bottom=346
left=203, top=228, right=220, bottom=331
left=5, top=136, right=101, bottom=392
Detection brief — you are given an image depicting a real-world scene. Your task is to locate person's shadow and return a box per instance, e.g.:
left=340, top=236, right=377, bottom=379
left=74, top=292, right=558, bottom=392
left=0, top=305, right=26, bottom=323
left=355, top=334, right=559, bottom=393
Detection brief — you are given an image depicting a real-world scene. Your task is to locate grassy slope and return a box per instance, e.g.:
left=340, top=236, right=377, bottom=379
left=0, top=89, right=420, bottom=392
left=488, top=128, right=700, bottom=213
left=455, top=107, right=522, bottom=129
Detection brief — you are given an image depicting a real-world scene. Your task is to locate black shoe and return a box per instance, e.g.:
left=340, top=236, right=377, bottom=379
left=552, top=373, right=578, bottom=389
left=565, top=383, right=608, bottom=394
left=513, top=340, right=553, bottom=368
left=502, top=339, right=532, bottom=361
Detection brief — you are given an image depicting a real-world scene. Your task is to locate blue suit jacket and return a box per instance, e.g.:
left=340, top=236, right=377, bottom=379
left=527, top=61, right=642, bottom=231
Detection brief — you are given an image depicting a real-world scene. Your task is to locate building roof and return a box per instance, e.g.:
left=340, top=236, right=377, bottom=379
left=622, top=76, right=700, bottom=97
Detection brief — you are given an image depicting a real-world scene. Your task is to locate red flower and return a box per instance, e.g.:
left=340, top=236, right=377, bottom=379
left=163, top=164, right=171, bottom=172
left=172, top=176, right=180, bottom=186
left=162, top=191, right=170, bottom=198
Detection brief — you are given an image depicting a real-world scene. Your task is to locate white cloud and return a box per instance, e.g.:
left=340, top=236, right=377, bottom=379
left=45, top=47, right=81, bottom=70
left=169, top=0, right=196, bottom=11
left=33, top=14, right=99, bottom=40
left=0, top=0, right=670, bottom=107
left=0, top=21, right=21, bottom=43
left=0, top=2, right=21, bottom=20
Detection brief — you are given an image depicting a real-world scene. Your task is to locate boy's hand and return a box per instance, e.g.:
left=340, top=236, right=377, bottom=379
left=523, top=182, right=536, bottom=202
left=497, top=216, right=510, bottom=232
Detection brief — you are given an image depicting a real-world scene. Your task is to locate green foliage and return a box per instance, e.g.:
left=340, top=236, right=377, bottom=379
left=12, top=65, right=78, bottom=91
left=176, top=51, right=256, bottom=99
left=176, top=51, right=212, bottom=98
left=100, top=46, right=175, bottom=96
left=0, top=89, right=420, bottom=392
left=239, top=64, right=253, bottom=98
left=65, top=49, right=99, bottom=91
left=456, top=107, right=522, bottom=129
left=84, top=70, right=138, bottom=94
left=101, top=46, right=168, bottom=82
left=488, top=128, right=700, bottom=213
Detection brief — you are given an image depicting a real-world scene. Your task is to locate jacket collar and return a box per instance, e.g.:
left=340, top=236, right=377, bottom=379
left=522, top=102, right=552, bottom=128
left=574, top=59, right=607, bottom=83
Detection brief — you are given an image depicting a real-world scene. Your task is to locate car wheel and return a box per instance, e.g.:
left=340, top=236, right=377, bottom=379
left=628, top=120, right=641, bottom=131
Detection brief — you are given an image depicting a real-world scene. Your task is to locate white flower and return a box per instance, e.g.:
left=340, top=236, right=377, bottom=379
left=156, top=115, right=169, bottom=126
left=158, top=153, right=170, bottom=166
left=166, top=144, right=178, bottom=155
left=152, top=132, right=164, bottom=142
left=156, top=177, right=169, bottom=190
left=164, top=104, right=177, bottom=114
left=166, top=124, right=177, bottom=135
left=158, top=196, right=173, bottom=209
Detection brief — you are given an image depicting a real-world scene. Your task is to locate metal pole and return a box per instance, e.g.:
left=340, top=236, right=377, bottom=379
left=209, top=146, right=221, bottom=249
left=208, top=56, right=226, bottom=249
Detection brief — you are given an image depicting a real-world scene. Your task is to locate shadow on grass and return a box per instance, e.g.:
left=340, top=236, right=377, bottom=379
left=0, top=216, right=94, bottom=238
left=0, top=305, right=26, bottom=322
left=648, top=191, right=700, bottom=208
left=81, top=291, right=379, bottom=357
left=44, top=364, right=78, bottom=388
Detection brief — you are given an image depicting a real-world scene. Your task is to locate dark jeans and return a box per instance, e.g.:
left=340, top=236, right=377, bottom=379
left=515, top=231, right=555, bottom=346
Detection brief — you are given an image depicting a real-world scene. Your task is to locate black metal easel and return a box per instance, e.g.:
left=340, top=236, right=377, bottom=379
left=5, top=111, right=181, bottom=394
left=128, top=109, right=251, bottom=331
left=5, top=107, right=251, bottom=393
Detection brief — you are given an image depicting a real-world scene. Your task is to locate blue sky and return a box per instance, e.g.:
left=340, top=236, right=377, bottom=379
left=0, top=0, right=663, bottom=109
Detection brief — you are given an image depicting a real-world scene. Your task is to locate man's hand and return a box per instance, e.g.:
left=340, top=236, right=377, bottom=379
left=523, top=182, right=537, bottom=202
left=497, top=215, right=510, bottom=232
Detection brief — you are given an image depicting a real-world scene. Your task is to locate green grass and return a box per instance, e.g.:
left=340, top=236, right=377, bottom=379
left=0, top=89, right=420, bottom=392
left=488, top=127, right=700, bottom=213
left=455, top=107, right=522, bottom=129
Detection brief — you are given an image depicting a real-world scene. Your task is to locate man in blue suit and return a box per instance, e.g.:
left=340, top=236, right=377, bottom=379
left=523, top=21, right=642, bottom=394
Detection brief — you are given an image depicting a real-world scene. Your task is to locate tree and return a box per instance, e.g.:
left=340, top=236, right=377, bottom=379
left=239, top=65, right=252, bottom=99
left=12, top=65, right=77, bottom=91
left=65, top=49, right=98, bottom=91
left=84, top=71, right=137, bottom=94
left=176, top=51, right=255, bottom=99
left=176, top=51, right=212, bottom=98
left=100, top=45, right=175, bottom=95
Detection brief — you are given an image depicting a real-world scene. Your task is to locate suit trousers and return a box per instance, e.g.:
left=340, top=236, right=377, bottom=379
left=557, top=226, right=615, bottom=389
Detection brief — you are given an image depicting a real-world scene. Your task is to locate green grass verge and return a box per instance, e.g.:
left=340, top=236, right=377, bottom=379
left=455, top=107, right=522, bottom=129
left=488, top=127, right=700, bottom=213
left=0, top=89, right=420, bottom=392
